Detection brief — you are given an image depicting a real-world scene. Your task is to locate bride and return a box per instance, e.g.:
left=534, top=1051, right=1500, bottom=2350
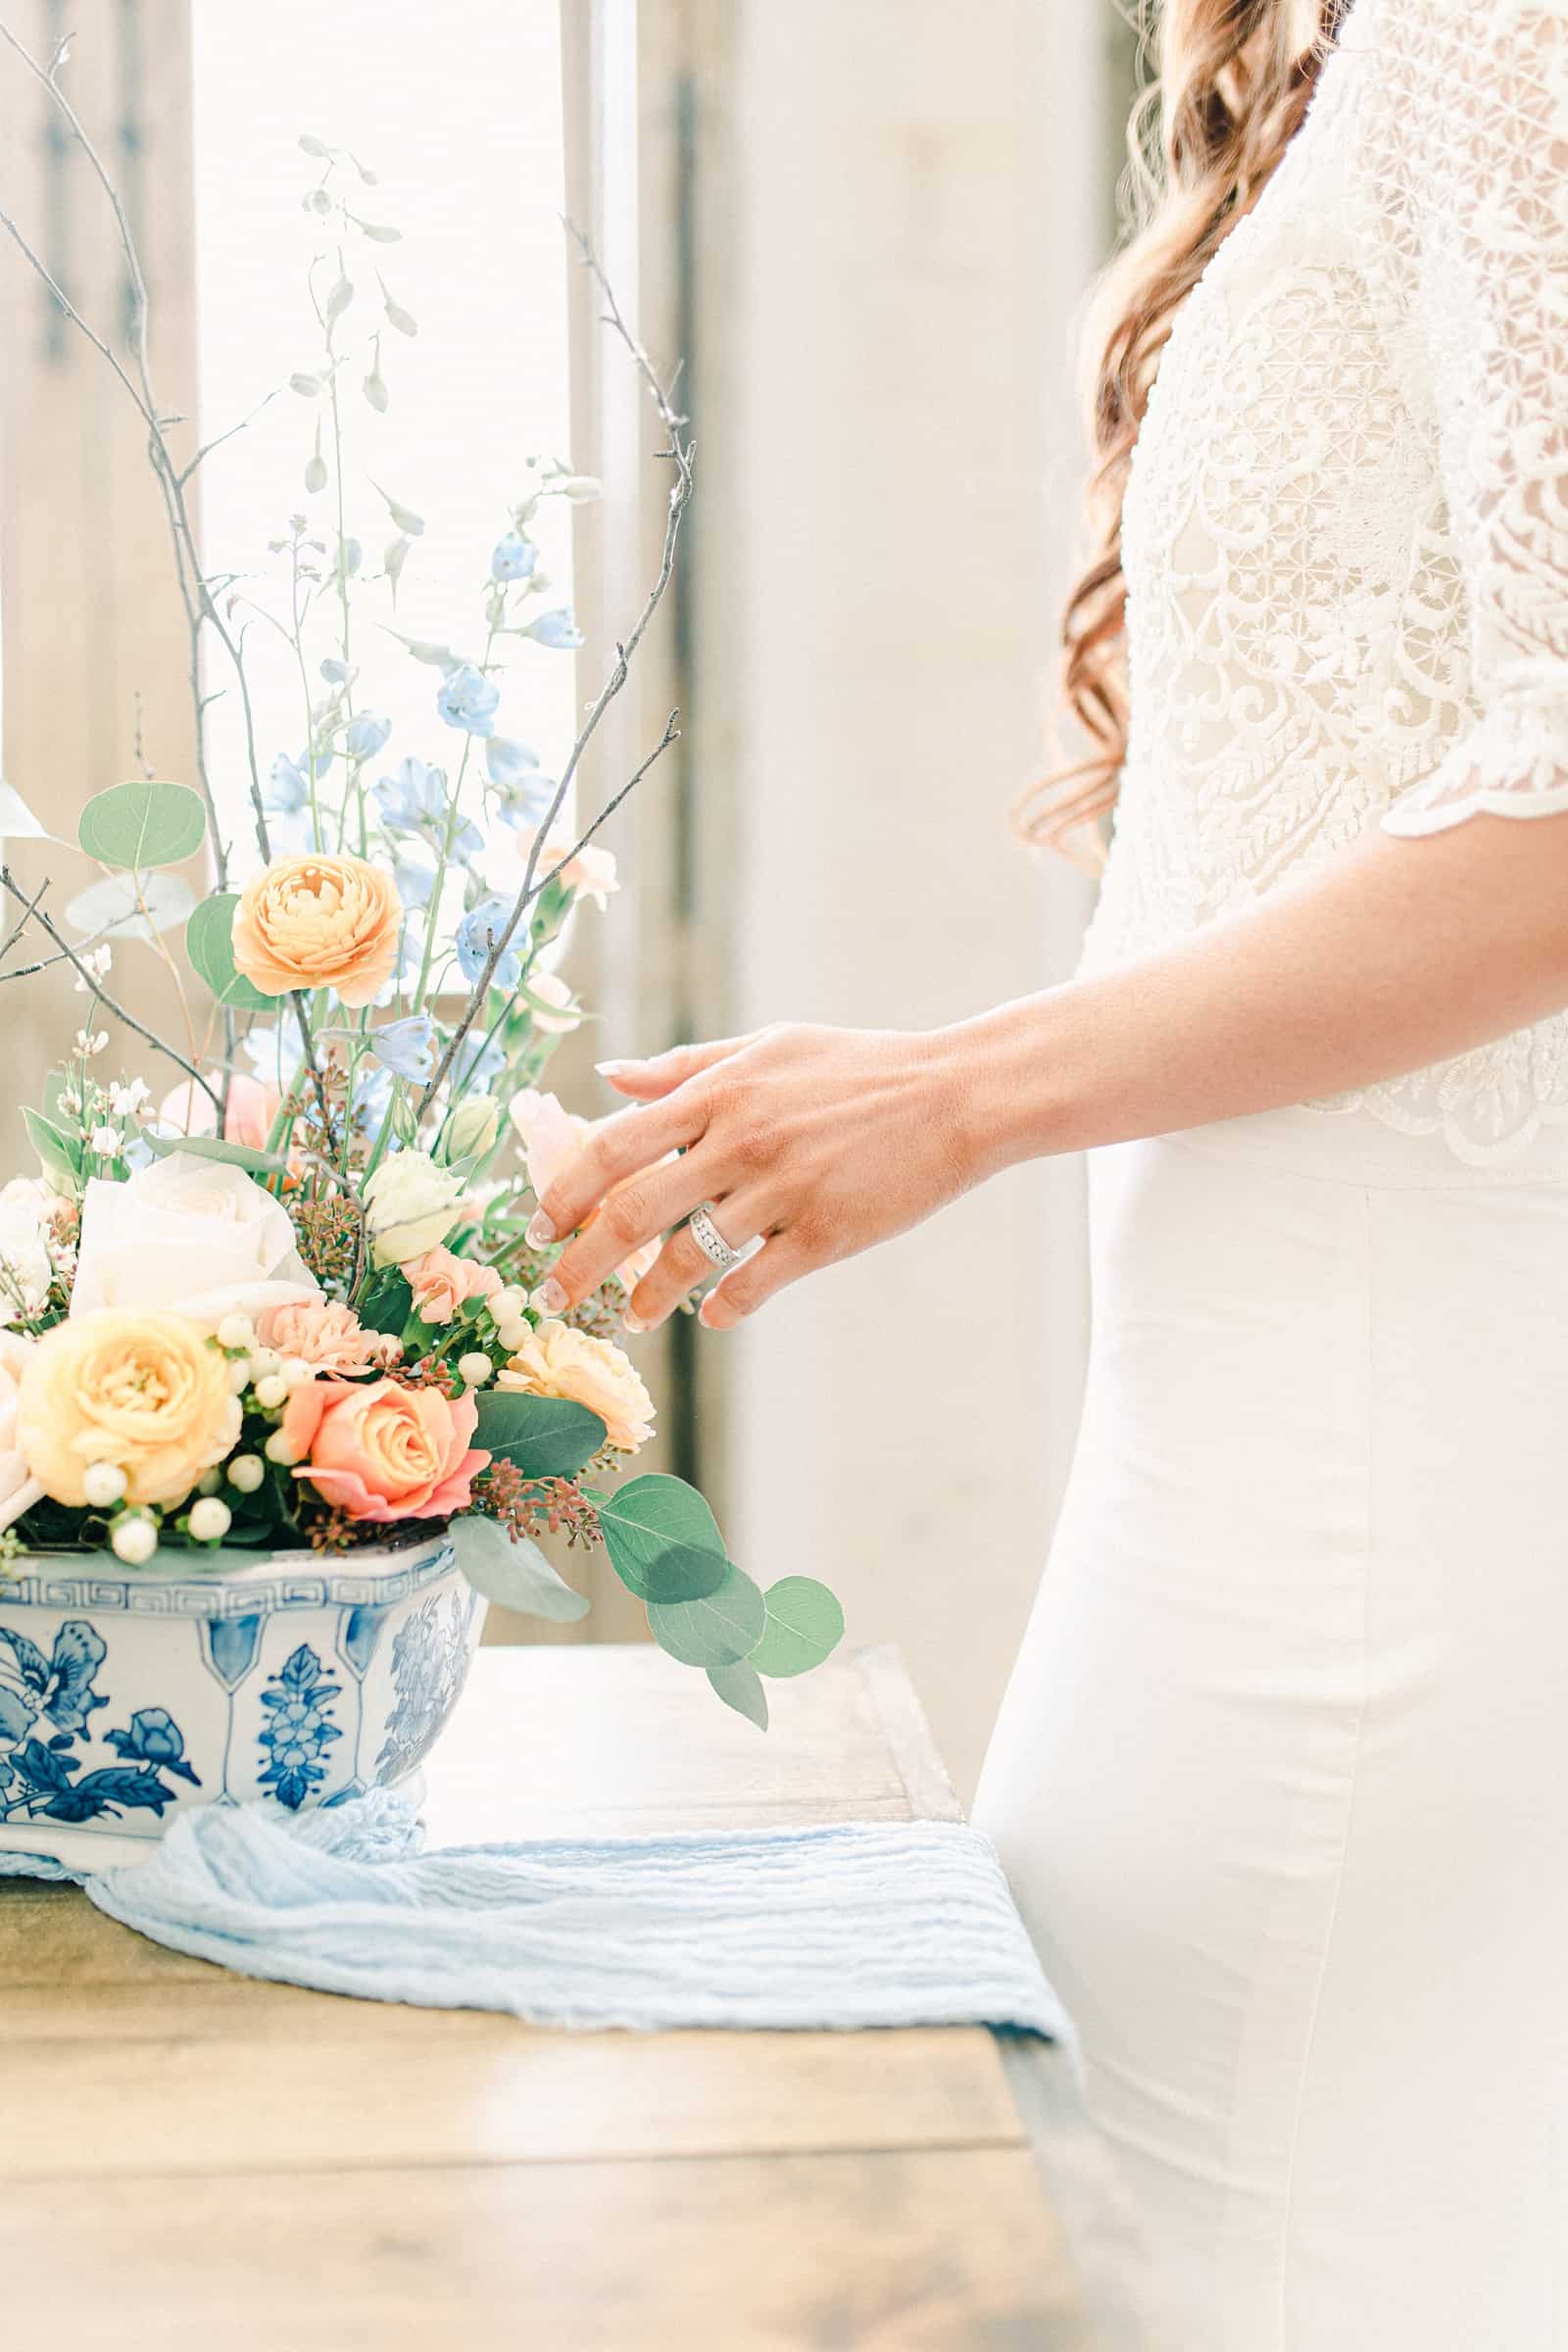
left=525, top=0, right=1567, bottom=2340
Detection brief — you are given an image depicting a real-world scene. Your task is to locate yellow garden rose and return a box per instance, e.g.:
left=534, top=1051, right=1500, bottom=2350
left=18, top=1310, right=241, bottom=1509
left=230, top=853, right=400, bottom=1008
left=498, top=1318, right=655, bottom=1453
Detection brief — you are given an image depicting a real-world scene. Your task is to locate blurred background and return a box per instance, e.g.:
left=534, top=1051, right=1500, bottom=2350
left=0, top=0, right=1135, bottom=1797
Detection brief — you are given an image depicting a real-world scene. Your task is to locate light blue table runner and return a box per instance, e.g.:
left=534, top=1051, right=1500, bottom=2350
left=1, top=1792, right=1070, bottom=2038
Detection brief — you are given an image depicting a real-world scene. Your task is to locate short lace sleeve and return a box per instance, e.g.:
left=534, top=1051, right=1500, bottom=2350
left=1378, top=0, right=1568, bottom=837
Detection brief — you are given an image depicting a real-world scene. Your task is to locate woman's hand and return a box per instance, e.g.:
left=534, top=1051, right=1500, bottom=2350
left=525, top=1023, right=981, bottom=1331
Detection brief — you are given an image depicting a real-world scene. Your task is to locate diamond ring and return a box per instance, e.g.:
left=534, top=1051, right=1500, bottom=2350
left=687, top=1202, right=745, bottom=1273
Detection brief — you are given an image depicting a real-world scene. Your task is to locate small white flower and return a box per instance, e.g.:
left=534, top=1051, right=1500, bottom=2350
left=73, top=1029, right=109, bottom=1056
left=88, top=1125, right=121, bottom=1156
left=107, top=1078, right=149, bottom=1118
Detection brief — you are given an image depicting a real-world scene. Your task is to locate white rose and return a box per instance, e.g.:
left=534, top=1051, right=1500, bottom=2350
left=71, top=1152, right=319, bottom=1332
left=0, top=1200, right=53, bottom=1327
left=0, top=1330, right=43, bottom=1534
left=362, top=1152, right=466, bottom=1266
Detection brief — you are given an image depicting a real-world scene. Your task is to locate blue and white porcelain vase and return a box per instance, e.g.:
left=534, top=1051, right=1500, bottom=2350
left=0, top=1532, right=485, bottom=1872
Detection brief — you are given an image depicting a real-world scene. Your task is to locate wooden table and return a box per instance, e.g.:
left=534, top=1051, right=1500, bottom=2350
left=0, top=1643, right=1159, bottom=2349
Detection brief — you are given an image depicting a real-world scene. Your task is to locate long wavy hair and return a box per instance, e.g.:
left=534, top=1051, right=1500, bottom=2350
left=1017, top=0, right=1349, bottom=871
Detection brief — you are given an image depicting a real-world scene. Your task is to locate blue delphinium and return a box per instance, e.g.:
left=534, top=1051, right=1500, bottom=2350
left=456, top=894, right=522, bottom=991
left=484, top=736, right=539, bottom=787
left=525, top=608, right=585, bottom=651
left=375, top=756, right=444, bottom=830
left=490, top=530, right=537, bottom=583
left=436, top=663, right=501, bottom=736
left=344, top=711, right=392, bottom=760
left=368, top=1014, right=436, bottom=1082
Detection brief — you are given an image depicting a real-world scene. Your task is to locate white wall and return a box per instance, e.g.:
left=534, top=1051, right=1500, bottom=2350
left=717, top=1, right=1111, bottom=1795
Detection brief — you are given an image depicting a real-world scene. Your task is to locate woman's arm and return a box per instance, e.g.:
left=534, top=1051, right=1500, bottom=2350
left=526, top=806, right=1568, bottom=1330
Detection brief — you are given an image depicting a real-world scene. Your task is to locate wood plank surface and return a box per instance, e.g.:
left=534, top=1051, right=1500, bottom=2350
left=0, top=1642, right=1157, bottom=2349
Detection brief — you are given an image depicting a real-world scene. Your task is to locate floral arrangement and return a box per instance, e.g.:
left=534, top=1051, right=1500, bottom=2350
left=0, top=37, right=843, bottom=1731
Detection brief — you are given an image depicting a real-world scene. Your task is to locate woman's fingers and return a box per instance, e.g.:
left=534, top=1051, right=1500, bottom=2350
left=697, top=1234, right=809, bottom=1330
left=595, top=1034, right=752, bottom=1101
left=533, top=1149, right=716, bottom=1310
left=528, top=1095, right=707, bottom=1250
left=620, top=1198, right=766, bottom=1332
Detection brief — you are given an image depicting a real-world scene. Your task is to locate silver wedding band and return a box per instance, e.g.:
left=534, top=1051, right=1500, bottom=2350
left=687, top=1201, right=746, bottom=1273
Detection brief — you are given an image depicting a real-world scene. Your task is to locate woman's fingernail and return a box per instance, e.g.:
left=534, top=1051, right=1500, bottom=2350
left=526, top=1211, right=558, bottom=1247
left=534, top=1278, right=567, bottom=1314
left=622, top=1309, right=647, bottom=1335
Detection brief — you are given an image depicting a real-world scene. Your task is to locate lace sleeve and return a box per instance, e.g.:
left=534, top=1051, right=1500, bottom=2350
left=1378, top=0, right=1568, bottom=838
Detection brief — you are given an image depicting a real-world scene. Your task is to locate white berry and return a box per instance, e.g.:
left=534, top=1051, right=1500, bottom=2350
left=254, top=1373, right=289, bottom=1410
left=281, top=1357, right=314, bottom=1389
left=458, top=1351, right=493, bottom=1388
left=250, top=1348, right=283, bottom=1381
left=227, top=1355, right=253, bottom=1394
left=217, top=1312, right=256, bottom=1351
left=264, top=1431, right=300, bottom=1465
left=197, top=1467, right=224, bottom=1496
left=188, top=1495, right=232, bottom=1543
left=493, top=1286, right=526, bottom=1320
left=495, top=1316, right=529, bottom=1353
left=110, top=1514, right=158, bottom=1566
left=227, top=1453, right=266, bottom=1494
left=82, top=1460, right=127, bottom=1509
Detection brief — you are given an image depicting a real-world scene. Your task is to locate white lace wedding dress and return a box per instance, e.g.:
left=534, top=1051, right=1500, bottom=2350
left=973, top=1, right=1568, bottom=2342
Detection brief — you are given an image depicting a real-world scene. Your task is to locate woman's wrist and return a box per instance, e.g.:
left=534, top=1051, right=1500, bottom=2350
left=926, top=991, right=1076, bottom=1186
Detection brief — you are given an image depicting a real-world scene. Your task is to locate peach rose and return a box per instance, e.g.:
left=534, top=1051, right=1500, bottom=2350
left=508, top=1089, right=662, bottom=1294
left=498, top=1318, right=654, bottom=1453
left=231, top=854, right=400, bottom=1008
left=510, top=828, right=618, bottom=909
left=158, top=1070, right=281, bottom=1153
left=280, top=1376, right=487, bottom=1522
left=254, top=1298, right=399, bottom=1376
left=402, top=1247, right=504, bottom=1327
left=19, top=1310, right=241, bottom=1509
left=0, top=1330, right=43, bottom=1533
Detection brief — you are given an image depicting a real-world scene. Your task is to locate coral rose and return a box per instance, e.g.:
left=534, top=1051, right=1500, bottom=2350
left=158, top=1070, right=281, bottom=1153
left=19, top=1310, right=241, bottom=1509
left=231, top=854, right=400, bottom=1008
left=254, top=1298, right=398, bottom=1376
left=280, top=1376, right=487, bottom=1523
left=403, top=1247, right=503, bottom=1326
left=508, top=1089, right=663, bottom=1294
left=508, top=828, right=618, bottom=909
left=498, top=1318, right=654, bottom=1453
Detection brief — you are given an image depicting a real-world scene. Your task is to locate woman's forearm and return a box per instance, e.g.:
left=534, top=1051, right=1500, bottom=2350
left=947, top=809, right=1568, bottom=1177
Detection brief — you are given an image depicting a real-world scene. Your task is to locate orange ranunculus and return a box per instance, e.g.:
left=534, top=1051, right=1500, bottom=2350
left=230, top=854, right=400, bottom=1008
left=280, top=1375, right=487, bottom=1523
left=19, top=1310, right=240, bottom=1509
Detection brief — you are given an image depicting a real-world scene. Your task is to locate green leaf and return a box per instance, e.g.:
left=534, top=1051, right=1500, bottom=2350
left=747, top=1576, right=846, bottom=1679
left=597, top=1473, right=731, bottom=1605
left=451, top=1515, right=590, bottom=1623
left=77, top=779, right=207, bottom=870
left=647, top=1562, right=766, bottom=1670
left=65, top=870, right=196, bottom=945
left=473, top=1391, right=606, bottom=1481
left=354, top=1266, right=413, bottom=1337
left=22, top=1108, right=80, bottom=1186
left=706, top=1659, right=768, bottom=1731
left=185, top=893, right=272, bottom=1009
left=143, top=1131, right=291, bottom=1179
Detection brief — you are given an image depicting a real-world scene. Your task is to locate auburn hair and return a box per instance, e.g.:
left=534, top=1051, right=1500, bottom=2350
left=1017, top=0, right=1350, bottom=872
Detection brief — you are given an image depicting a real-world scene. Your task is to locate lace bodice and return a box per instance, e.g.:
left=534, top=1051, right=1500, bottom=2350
left=1079, top=0, right=1568, bottom=1163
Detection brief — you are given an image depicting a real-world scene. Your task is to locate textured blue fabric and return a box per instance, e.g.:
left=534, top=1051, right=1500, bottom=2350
left=1, top=1793, right=1067, bottom=2035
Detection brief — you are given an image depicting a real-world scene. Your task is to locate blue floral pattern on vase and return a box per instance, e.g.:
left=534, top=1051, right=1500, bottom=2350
left=257, top=1642, right=342, bottom=1810
left=0, top=1618, right=200, bottom=1825
left=375, top=1591, right=477, bottom=1786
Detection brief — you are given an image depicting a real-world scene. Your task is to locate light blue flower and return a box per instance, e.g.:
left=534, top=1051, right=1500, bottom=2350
left=491, top=531, right=538, bottom=583
left=369, top=1014, right=435, bottom=1081
left=243, top=1023, right=306, bottom=1088
left=351, top=1062, right=396, bottom=1132
left=344, top=711, right=392, bottom=760
left=526, top=608, right=585, bottom=651
left=436, top=664, right=500, bottom=737
left=450, top=1030, right=506, bottom=1094
left=485, top=736, right=540, bottom=787
left=374, top=756, right=445, bottom=832
left=456, top=895, right=521, bottom=991
left=496, top=772, right=563, bottom=829
left=266, top=753, right=310, bottom=812
left=393, top=849, right=438, bottom=908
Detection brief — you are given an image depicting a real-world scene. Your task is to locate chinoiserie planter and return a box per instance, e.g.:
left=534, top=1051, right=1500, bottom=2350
left=0, top=1530, right=485, bottom=1873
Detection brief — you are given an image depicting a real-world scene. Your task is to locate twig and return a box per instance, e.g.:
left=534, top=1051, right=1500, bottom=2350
left=412, top=222, right=695, bottom=1121
left=0, top=874, right=49, bottom=965
left=0, top=867, right=221, bottom=1112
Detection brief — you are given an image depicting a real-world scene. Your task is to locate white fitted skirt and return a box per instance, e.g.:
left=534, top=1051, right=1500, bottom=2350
left=973, top=1098, right=1568, bottom=2351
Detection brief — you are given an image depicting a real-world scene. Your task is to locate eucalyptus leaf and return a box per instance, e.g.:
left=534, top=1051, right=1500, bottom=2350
left=354, top=1266, right=412, bottom=1337
left=747, top=1577, right=846, bottom=1679
left=65, top=870, right=196, bottom=944
left=451, top=1515, right=590, bottom=1623
left=647, top=1562, right=766, bottom=1670
left=472, top=1391, right=605, bottom=1481
left=706, top=1659, right=768, bottom=1731
left=597, top=1474, right=730, bottom=1605
left=185, top=893, right=272, bottom=1009
left=143, top=1132, right=291, bottom=1179
left=77, top=779, right=206, bottom=871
